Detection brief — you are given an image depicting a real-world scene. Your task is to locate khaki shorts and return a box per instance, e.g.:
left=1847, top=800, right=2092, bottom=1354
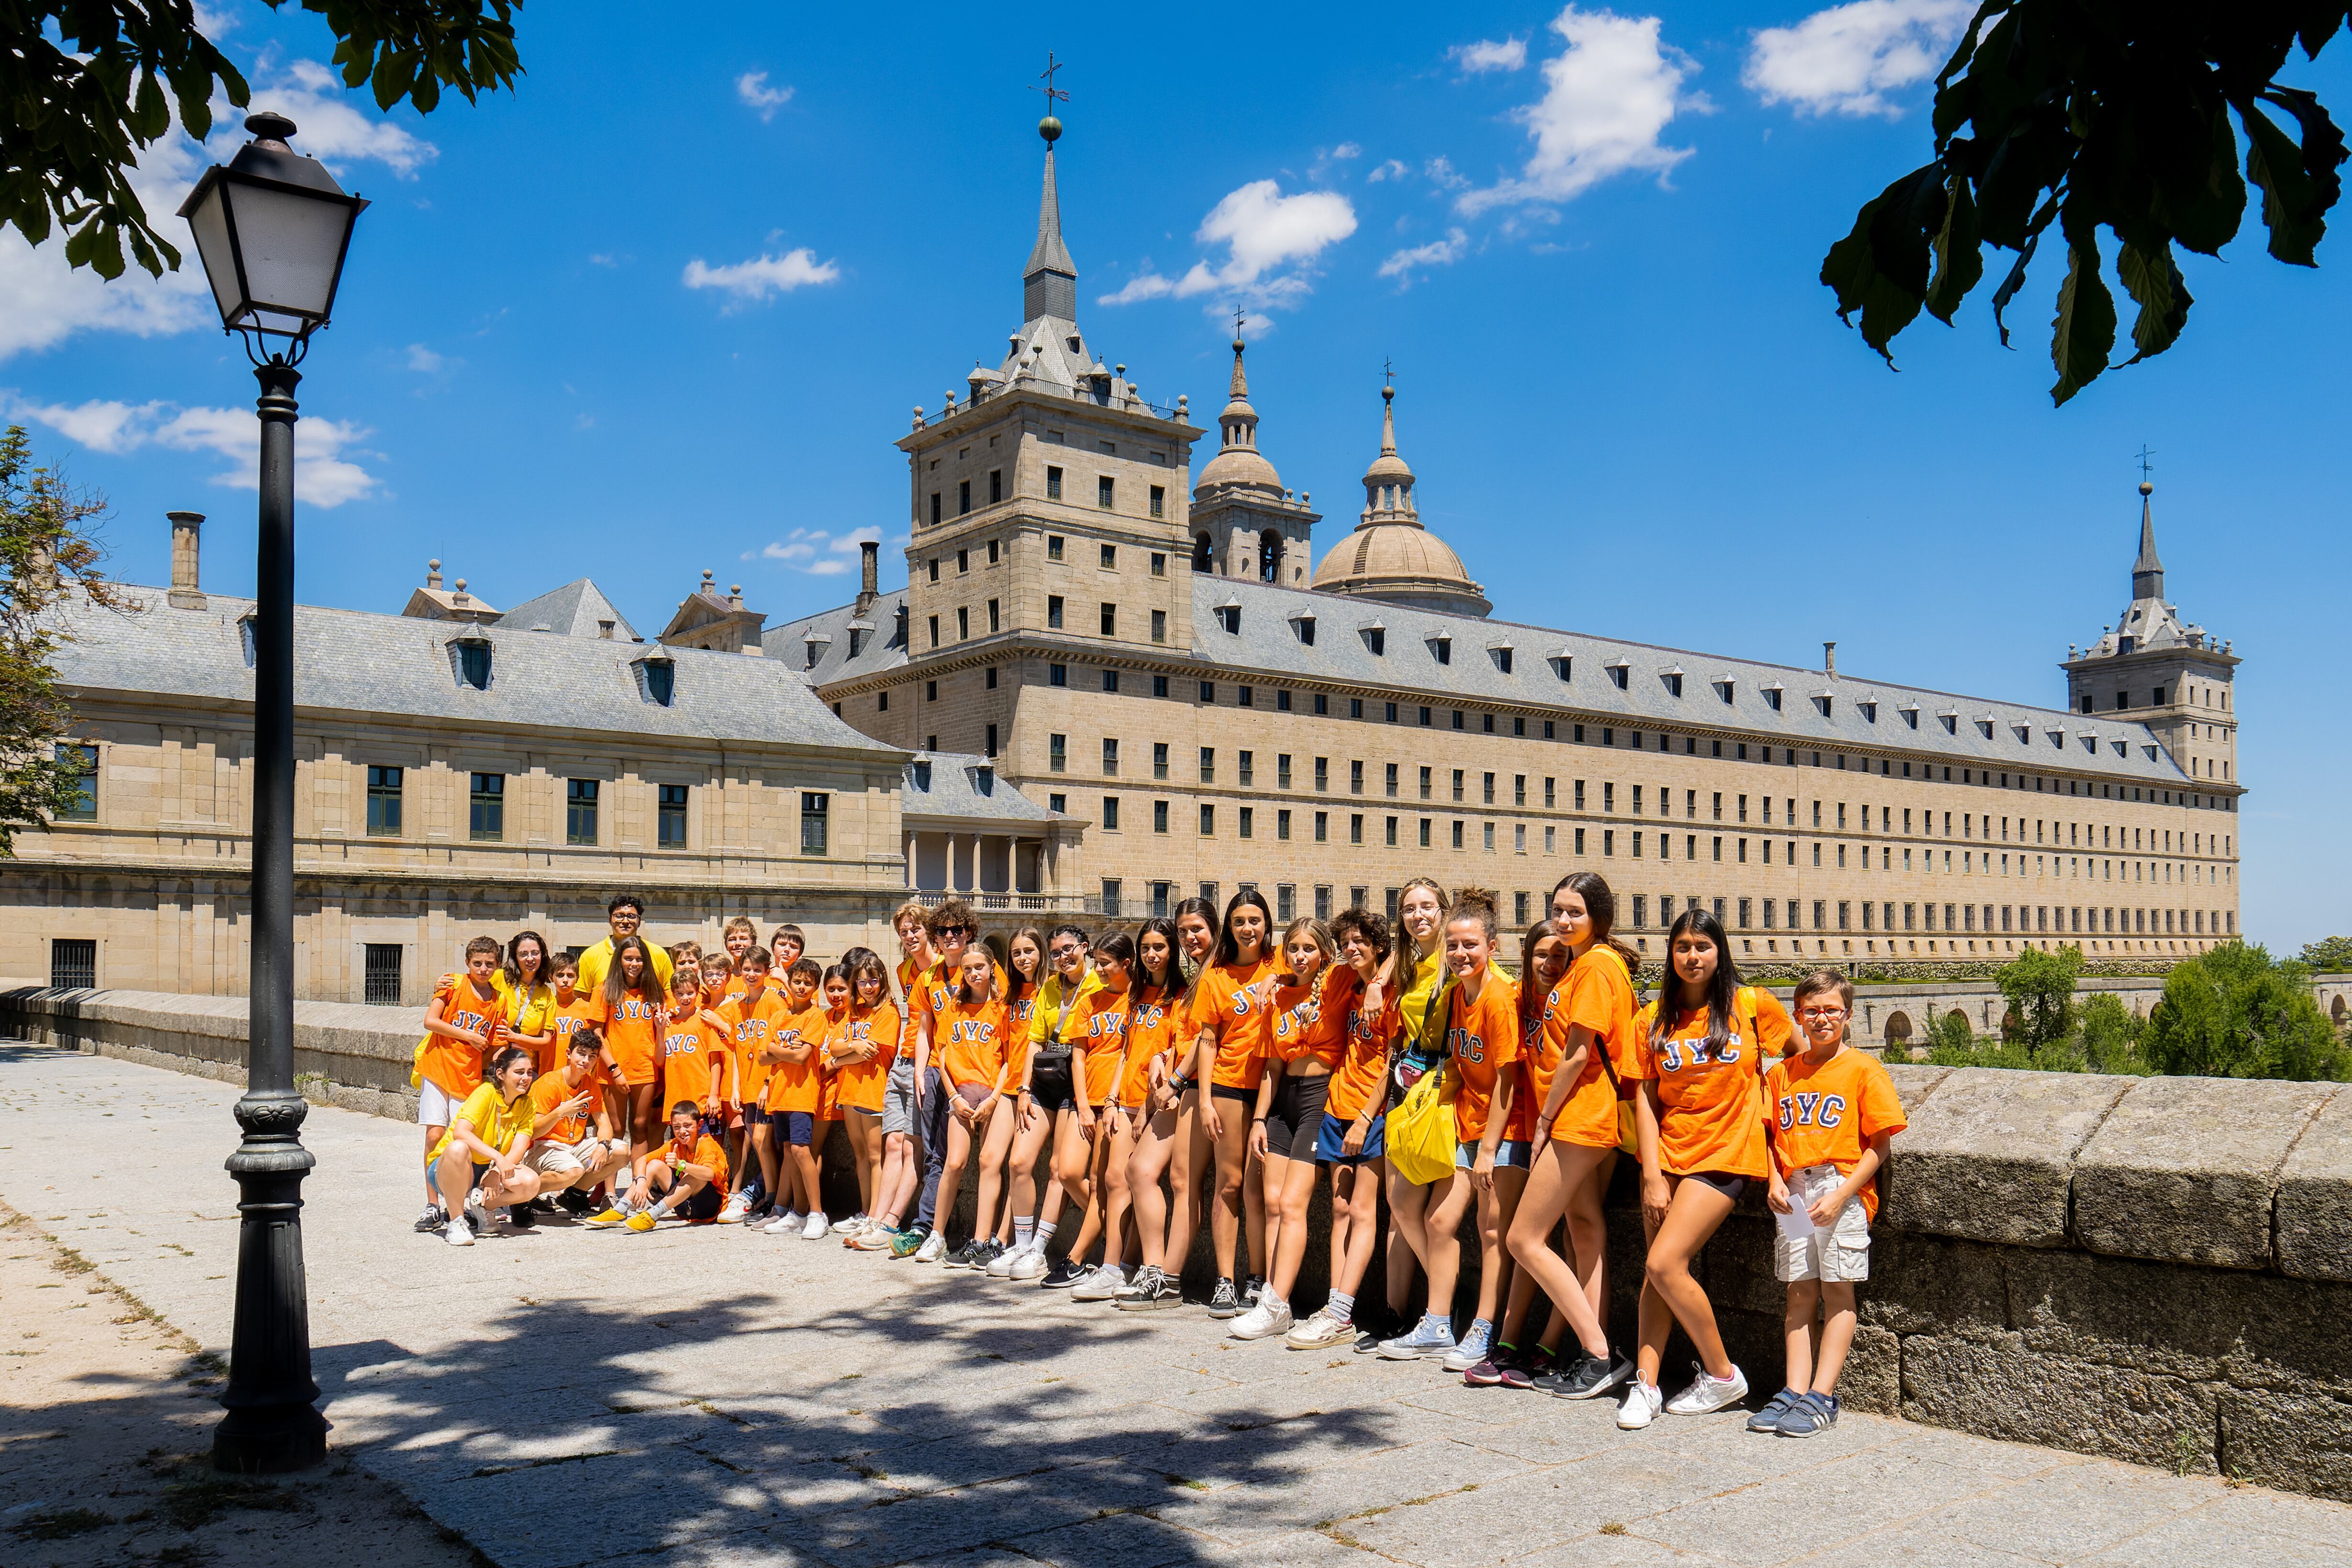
left=526, top=1138, right=611, bottom=1177
left=1773, top=1164, right=1872, bottom=1283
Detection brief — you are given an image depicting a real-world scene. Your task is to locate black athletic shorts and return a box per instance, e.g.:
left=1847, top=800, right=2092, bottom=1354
left=1682, top=1169, right=1749, bottom=1202
left=1264, top=1072, right=1331, bottom=1162
left=678, top=1182, right=725, bottom=1221
left=1210, top=1082, right=1255, bottom=1106
left=1030, top=1056, right=1076, bottom=1113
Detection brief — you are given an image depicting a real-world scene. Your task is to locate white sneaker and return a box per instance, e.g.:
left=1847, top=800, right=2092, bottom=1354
left=760, top=1211, right=801, bottom=1235
left=1071, top=1263, right=1129, bottom=1302
left=1617, top=1378, right=1666, bottom=1430
left=831, top=1212, right=866, bottom=1234
left=716, top=1191, right=752, bottom=1225
left=1665, top=1363, right=1750, bottom=1416
left=464, top=1196, right=490, bottom=1234
left=443, top=1216, right=474, bottom=1247
left=1008, top=1246, right=1049, bottom=1281
left=802, top=1212, right=830, bottom=1240
left=1285, top=1309, right=1352, bottom=1349
left=987, top=1241, right=1027, bottom=1279
left=1228, top=1298, right=1293, bottom=1340
left=914, top=1229, right=947, bottom=1264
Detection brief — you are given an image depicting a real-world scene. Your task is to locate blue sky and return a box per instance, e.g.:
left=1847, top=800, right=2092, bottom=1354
left=8, top=2, right=2348, bottom=953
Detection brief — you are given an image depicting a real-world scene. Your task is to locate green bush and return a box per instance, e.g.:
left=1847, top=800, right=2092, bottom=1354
left=2298, top=935, right=2352, bottom=973
left=2142, top=943, right=2351, bottom=1082
left=2075, top=992, right=2145, bottom=1075
left=1997, top=945, right=2085, bottom=1058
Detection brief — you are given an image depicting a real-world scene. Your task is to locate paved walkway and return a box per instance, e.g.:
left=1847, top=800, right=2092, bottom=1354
left=4, top=1046, right=2349, bottom=1568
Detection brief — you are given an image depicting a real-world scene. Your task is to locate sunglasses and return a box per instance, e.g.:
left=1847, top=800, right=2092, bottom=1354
left=936, top=923, right=971, bottom=938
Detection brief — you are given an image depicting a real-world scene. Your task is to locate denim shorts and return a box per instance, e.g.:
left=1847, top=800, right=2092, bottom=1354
left=780, top=1111, right=816, bottom=1147
left=1314, top=1110, right=1385, bottom=1165
left=1456, top=1140, right=1531, bottom=1170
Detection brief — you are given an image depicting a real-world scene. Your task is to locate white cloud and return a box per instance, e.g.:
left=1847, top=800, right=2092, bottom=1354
left=1451, top=36, right=1530, bottom=73
left=1425, top=156, right=1471, bottom=191
left=681, top=248, right=840, bottom=304
left=1745, top=0, right=1971, bottom=117
left=1099, top=181, right=1356, bottom=311
left=5, top=393, right=380, bottom=507
left=1366, top=158, right=1410, bottom=183
left=1331, top=142, right=1363, bottom=159
left=1378, top=228, right=1470, bottom=284
left=736, top=71, right=794, bottom=121
left=225, top=59, right=438, bottom=177
left=406, top=343, right=444, bottom=373
left=752, top=526, right=880, bottom=576
left=1457, top=6, right=1701, bottom=217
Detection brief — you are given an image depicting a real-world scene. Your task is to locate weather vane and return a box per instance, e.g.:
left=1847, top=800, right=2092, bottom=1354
left=1234, top=307, right=1247, bottom=340
left=1383, top=357, right=1395, bottom=388
left=2136, top=443, right=2156, bottom=482
left=1033, top=51, right=1069, bottom=111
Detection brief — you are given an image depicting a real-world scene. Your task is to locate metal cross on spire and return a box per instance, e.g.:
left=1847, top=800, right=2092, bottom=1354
left=1383, top=357, right=1395, bottom=387
left=1234, top=307, right=1247, bottom=340
left=1033, top=51, right=1070, bottom=111
left=2136, top=443, right=2156, bottom=482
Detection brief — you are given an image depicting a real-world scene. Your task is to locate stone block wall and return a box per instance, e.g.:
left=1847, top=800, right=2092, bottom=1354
left=5, top=984, right=2346, bottom=1502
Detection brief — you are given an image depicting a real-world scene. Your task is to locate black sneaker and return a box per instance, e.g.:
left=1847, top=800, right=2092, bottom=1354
left=973, top=1239, right=1004, bottom=1272
left=507, top=1203, right=537, bottom=1231
left=1041, top=1257, right=1080, bottom=1288
left=1546, top=1351, right=1635, bottom=1401
left=1353, top=1328, right=1387, bottom=1355
left=946, top=1240, right=978, bottom=1269
left=556, top=1188, right=593, bottom=1217
left=1115, top=1265, right=1180, bottom=1310
left=1244, top=1275, right=1264, bottom=1306
left=413, top=1204, right=447, bottom=1234
left=1206, top=1278, right=1242, bottom=1318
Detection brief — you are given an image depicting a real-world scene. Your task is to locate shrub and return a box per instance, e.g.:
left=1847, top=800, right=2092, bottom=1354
left=2297, top=935, right=2352, bottom=973
left=1997, top=945, right=2084, bottom=1060
left=2142, top=943, right=2350, bottom=1082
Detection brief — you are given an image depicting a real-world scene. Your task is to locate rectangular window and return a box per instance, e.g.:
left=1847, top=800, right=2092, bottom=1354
left=1200, top=804, right=1216, bottom=836
left=1103, top=797, right=1121, bottom=830
left=1351, top=812, right=1364, bottom=845
left=1046, top=466, right=1063, bottom=500
left=1102, top=878, right=1122, bottom=917
left=1149, top=484, right=1165, bottom=518
left=657, top=783, right=688, bottom=848
left=1098, top=475, right=1115, bottom=509
left=986, top=723, right=999, bottom=757
left=566, top=778, right=598, bottom=845
left=1239, top=751, right=1255, bottom=786
left=1151, top=551, right=1167, bottom=576
left=469, top=772, right=505, bottom=841
left=1276, top=809, right=1291, bottom=841
left=366, top=765, right=404, bottom=836
left=49, top=937, right=96, bottom=990
left=1276, top=883, right=1296, bottom=922
left=989, top=469, right=1002, bottom=504
left=1153, top=742, right=1169, bottom=779
left=1314, top=811, right=1328, bottom=843
left=1316, top=885, right=1334, bottom=920
left=800, top=792, right=829, bottom=855
left=1154, top=800, right=1169, bottom=833
left=363, top=942, right=403, bottom=1006
left=1484, top=772, right=1497, bottom=805
left=1420, top=767, right=1433, bottom=800
left=1240, top=685, right=1255, bottom=708
left=989, top=598, right=1000, bottom=632
left=1199, top=746, right=1215, bottom=783
left=1277, top=754, right=1292, bottom=789
left=1201, top=680, right=1216, bottom=703
left=1385, top=816, right=1399, bottom=847
left=1103, top=738, right=1120, bottom=775
left=1420, top=818, right=1433, bottom=848
left=1100, top=602, right=1117, bottom=636
left=1151, top=608, right=1166, bottom=643
left=1047, top=595, right=1064, bottom=629
left=957, top=479, right=971, bottom=516
left=1049, top=662, right=1068, bottom=687
left=957, top=605, right=969, bottom=640
left=54, top=743, right=97, bottom=821
left=1317, top=757, right=1330, bottom=791
left=1047, top=534, right=1065, bottom=559
left=930, top=492, right=942, bottom=526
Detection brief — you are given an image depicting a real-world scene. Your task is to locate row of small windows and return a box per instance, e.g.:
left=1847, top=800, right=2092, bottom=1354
left=350, top=767, right=827, bottom=854
left=926, top=536, right=1172, bottom=587
left=929, top=468, right=1165, bottom=526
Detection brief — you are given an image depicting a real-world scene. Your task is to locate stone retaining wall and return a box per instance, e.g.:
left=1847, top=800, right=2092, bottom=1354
left=6, top=980, right=2347, bottom=1502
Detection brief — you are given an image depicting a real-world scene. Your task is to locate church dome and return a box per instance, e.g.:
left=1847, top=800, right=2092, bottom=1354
left=1308, top=384, right=1490, bottom=617
left=1193, top=337, right=1286, bottom=497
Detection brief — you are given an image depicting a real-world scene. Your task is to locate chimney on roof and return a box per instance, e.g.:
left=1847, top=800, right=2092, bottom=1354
left=598, top=618, right=615, bottom=640
left=856, top=539, right=880, bottom=618
left=1823, top=641, right=1837, bottom=678
left=166, top=511, right=206, bottom=609
left=427, top=559, right=443, bottom=590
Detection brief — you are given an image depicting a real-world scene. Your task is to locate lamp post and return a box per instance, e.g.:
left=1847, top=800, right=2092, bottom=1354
left=176, top=110, right=366, bottom=1476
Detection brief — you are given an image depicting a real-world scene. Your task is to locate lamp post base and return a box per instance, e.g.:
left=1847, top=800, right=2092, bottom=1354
left=211, top=1088, right=330, bottom=1475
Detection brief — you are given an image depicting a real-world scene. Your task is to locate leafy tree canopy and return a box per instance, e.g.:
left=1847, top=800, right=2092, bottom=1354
left=1996, top=943, right=2084, bottom=1057
left=3, top=1, right=521, bottom=281
left=2297, top=934, right=2352, bottom=972
left=1824, top=2, right=2352, bottom=404
left=0, top=428, right=136, bottom=853
left=2142, top=942, right=2348, bottom=1081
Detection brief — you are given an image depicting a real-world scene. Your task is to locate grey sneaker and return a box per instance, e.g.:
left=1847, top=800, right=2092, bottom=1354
left=1777, top=1393, right=1840, bottom=1437
left=1113, top=1264, right=1174, bottom=1310
left=1440, top=1319, right=1494, bottom=1374
left=1205, top=1278, right=1242, bottom=1318
left=414, top=1204, right=447, bottom=1234
left=1748, top=1386, right=1803, bottom=1433
left=1378, top=1316, right=1457, bottom=1360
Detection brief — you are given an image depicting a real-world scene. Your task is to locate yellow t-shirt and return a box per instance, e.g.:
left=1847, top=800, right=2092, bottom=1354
left=573, top=937, right=675, bottom=1000
left=490, top=973, right=557, bottom=1040
left=1029, top=968, right=1105, bottom=1054
left=429, top=1081, right=534, bottom=1164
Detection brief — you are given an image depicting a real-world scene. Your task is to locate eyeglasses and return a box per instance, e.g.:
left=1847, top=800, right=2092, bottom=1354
left=1050, top=944, right=1085, bottom=959
left=936, top=923, right=971, bottom=938
left=1797, top=1007, right=1849, bottom=1021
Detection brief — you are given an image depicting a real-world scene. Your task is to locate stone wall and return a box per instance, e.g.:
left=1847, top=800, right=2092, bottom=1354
left=6, top=980, right=2346, bottom=1502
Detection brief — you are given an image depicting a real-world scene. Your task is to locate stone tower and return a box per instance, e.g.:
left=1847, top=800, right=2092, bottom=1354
left=1309, top=383, right=1492, bottom=617
left=1187, top=334, right=1319, bottom=585
left=2061, top=481, right=2240, bottom=793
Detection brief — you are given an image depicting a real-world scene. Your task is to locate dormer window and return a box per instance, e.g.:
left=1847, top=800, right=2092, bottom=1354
left=1762, top=681, right=1782, bottom=712
left=1548, top=650, right=1572, bottom=681
left=1606, top=658, right=1630, bottom=690
left=803, top=632, right=831, bottom=671
left=1976, top=717, right=1996, bottom=738
left=2045, top=727, right=2065, bottom=748
left=2011, top=723, right=2032, bottom=744
left=1857, top=698, right=1877, bottom=723
left=911, top=760, right=933, bottom=791
left=1900, top=701, right=1920, bottom=729
left=2077, top=732, right=2097, bottom=752
left=452, top=636, right=492, bottom=691
left=1361, top=623, right=1386, bottom=656
left=1216, top=600, right=1242, bottom=635
left=636, top=654, right=676, bottom=707
left=1291, top=613, right=1316, bottom=647
left=2112, top=740, right=2128, bottom=757
left=1428, top=633, right=1451, bottom=666
left=1712, top=677, right=1735, bottom=704
left=1661, top=668, right=1683, bottom=699
left=1813, top=691, right=1834, bottom=718
left=847, top=628, right=866, bottom=658
left=1489, top=642, right=1513, bottom=675
left=1939, top=710, right=1958, bottom=734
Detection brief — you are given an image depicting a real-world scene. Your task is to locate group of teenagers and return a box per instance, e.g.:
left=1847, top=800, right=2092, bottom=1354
left=409, top=875, right=1906, bottom=1437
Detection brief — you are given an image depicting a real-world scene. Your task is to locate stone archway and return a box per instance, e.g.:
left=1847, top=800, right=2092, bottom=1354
left=1885, top=1010, right=1913, bottom=1053
left=1946, top=1008, right=1970, bottom=1037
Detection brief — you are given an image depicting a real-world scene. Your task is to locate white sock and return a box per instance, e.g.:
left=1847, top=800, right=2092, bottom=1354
left=1035, top=1220, right=1057, bottom=1248
left=649, top=1195, right=676, bottom=1219
left=1327, top=1291, right=1355, bottom=1324
left=1014, top=1217, right=1035, bottom=1249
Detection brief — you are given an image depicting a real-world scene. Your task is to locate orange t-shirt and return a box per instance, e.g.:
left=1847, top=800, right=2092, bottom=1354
left=934, top=996, right=1012, bottom=1089
left=1189, top=957, right=1279, bottom=1091
left=1523, top=972, right=1616, bottom=1149
left=763, top=999, right=828, bottom=1114
left=528, top=1067, right=600, bottom=1145
left=912, top=955, right=1009, bottom=1042
left=829, top=1001, right=902, bottom=1113
left=588, top=987, right=670, bottom=1086
left=1003, top=990, right=1041, bottom=1086
left=1766, top=1046, right=1907, bottom=1222
left=1074, top=984, right=1132, bottom=1106
left=1325, top=985, right=1396, bottom=1123
left=648, top=1132, right=730, bottom=1189
left=538, top=995, right=599, bottom=1079
left=896, top=953, right=928, bottom=1008
left=1268, top=965, right=1356, bottom=1071
left=1630, top=989, right=1793, bottom=1180
left=659, top=1011, right=731, bottom=1108
left=1120, top=983, right=1181, bottom=1106
left=419, top=979, right=506, bottom=1100
left=1444, top=974, right=1521, bottom=1144
left=816, top=1018, right=845, bottom=1121
left=718, top=987, right=789, bottom=1107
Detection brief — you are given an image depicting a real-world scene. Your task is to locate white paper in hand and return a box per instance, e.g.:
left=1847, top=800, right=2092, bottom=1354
left=1774, top=1199, right=1816, bottom=1240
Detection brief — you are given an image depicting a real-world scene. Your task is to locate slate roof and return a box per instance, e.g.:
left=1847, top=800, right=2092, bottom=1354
left=901, top=752, right=1059, bottom=824
left=55, top=588, right=898, bottom=756
left=764, top=594, right=912, bottom=685
left=497, top=579, right=641, bottom=642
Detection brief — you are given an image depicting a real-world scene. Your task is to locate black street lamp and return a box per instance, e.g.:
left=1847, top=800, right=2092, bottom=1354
left=176, top=110, right=366, bottom=1476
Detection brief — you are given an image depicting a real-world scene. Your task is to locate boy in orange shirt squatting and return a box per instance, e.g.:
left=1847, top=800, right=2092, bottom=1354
left=1753, top=969, right=1906, bottom=1438
left=602, top=1101, right=731, bottom=1232
left=413, top=935, right=509, bottom=1233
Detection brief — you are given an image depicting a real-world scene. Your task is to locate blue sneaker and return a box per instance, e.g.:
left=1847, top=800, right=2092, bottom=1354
left=1778, top=1392, right=1839, bottom=1437
left=1441, top=1318, right=1494, bottom=1374
left=1377, top=1314, right=1457, bottom=1361
left=1747, top=1386, right=1802, bottom=1434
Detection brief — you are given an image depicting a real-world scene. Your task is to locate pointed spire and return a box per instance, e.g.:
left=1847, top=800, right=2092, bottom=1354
left=1022, top=117, right=1077, bottom=322
left=1379, top=383, right=1398, bottom=457
left=1228, top=334, right=1251, bottom=400
left=1360, top=384, right=1418, bottom=527
left=2131, top=479, right=2165, bottom=600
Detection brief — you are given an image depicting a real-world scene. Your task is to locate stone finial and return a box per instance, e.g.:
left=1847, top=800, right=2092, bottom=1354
left=701, top=569, right=716, bottom=596
left=728, top=584, right=743, bottom=608
left=452, top=578, right=469, bottom=604
left=912, top=406, right=925, bottom=429
left=427, top=559, right=443, bottom=589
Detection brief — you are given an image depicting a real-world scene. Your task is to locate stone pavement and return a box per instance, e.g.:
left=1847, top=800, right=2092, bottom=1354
left=3, top=1045, right=2348, bottom=1568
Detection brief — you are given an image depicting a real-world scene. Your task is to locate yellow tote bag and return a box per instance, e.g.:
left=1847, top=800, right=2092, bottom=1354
left=1385, top=1061, right=1460, bottom=1186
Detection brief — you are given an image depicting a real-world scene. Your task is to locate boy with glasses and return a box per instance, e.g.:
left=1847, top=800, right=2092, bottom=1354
left=894, top=901, right=1000, bottom=1261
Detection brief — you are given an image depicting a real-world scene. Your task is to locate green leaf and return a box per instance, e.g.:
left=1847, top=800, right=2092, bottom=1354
left=1990, top=194, right=2057, bottom=347
left=2243, top=101, right=2329, bottom=263
left=1822, top=164, right=1944, bottom=365
left=1925, top=171, right=1984, bottom=322
left=2116, top=239, right=2193, bottom=362
left=2048, top=222, right=2116, bottom=406
left=130, top=71, right=168, bottom=142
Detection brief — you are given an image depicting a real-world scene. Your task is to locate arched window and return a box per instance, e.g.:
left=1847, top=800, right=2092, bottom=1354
left=1193, top=532, right=1214, bottom=574
left=1258, top=529, right=1283, bottom=583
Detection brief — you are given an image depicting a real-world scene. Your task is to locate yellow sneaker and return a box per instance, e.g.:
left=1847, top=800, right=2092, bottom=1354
left=584, top=1206, right=628, bottom=1229
left=624, top=1209, right=658, bottom=1233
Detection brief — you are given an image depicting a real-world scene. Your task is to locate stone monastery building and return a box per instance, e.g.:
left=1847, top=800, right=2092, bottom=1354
left=6, top=118, right=2240, bottom=1004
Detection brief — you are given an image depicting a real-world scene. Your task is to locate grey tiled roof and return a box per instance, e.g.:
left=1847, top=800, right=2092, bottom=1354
left=56, top=588, right=899, bottom=755
left=901, top=752, right=1059, bottom=823
left=1186, top=577, right=2193, bottom=786
left=498, top=579, right=642, bottom=642
left=764, top=594, right=912, bottom=684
